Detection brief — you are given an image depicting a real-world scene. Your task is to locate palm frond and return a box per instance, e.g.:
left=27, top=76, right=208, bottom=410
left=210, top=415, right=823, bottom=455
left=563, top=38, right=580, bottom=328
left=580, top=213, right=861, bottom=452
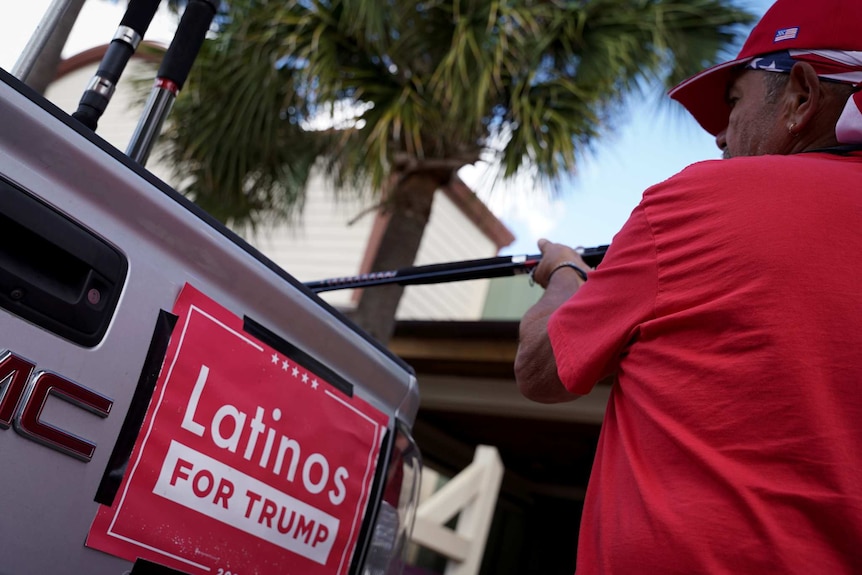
left=161, top=0, right=755, bottom=227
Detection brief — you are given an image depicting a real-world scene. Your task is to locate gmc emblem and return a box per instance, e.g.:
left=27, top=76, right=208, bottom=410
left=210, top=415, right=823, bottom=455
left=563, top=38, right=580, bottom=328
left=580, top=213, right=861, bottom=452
left=0, top=350, right=112, bottom=461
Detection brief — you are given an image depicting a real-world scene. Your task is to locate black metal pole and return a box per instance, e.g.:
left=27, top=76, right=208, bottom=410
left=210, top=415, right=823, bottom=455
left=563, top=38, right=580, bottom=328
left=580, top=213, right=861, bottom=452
left=305, top=245, right=608, bottom=293
left=71, top=0, right=163, bottom=131
left=126, top=0, right=217, bottom=165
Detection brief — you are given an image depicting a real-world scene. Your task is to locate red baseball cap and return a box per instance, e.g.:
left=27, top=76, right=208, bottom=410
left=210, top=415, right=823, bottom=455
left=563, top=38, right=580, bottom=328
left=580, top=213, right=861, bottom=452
left=669, top=0, right=862, bottom=136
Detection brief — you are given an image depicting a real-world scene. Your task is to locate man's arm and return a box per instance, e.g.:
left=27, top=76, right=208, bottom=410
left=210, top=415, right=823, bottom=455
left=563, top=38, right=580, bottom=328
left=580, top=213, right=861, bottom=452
left=514, top=239, right=588, bottom=403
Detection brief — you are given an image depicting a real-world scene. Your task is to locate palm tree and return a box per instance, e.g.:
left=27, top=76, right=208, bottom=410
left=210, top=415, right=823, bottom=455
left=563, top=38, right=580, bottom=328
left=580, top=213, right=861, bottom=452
left=161, top=0, right=755, bottom=344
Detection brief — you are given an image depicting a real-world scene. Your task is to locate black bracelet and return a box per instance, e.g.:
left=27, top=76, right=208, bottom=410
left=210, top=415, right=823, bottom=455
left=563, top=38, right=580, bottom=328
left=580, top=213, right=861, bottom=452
left=548, top=261, right=589, bottom=283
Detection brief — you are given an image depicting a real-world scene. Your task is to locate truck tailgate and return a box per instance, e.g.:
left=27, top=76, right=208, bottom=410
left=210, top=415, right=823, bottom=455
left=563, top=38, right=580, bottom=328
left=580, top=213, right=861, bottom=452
left=0, top=68, right=419, bottom=574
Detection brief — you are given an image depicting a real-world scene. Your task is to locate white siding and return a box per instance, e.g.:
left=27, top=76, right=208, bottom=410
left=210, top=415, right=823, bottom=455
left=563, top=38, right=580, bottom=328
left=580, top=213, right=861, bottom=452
left=246, top=173, right=375, bottom=309
left=397, top=191, right=497, bottom=320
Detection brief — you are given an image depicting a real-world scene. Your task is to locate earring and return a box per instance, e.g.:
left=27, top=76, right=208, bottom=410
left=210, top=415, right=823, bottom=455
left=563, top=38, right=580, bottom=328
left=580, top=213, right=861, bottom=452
left=788, top=122, right=798, bottom=136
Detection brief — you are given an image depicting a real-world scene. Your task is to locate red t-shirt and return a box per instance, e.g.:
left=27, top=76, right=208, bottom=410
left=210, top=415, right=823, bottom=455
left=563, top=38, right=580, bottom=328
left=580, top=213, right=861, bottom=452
left=549, top=153, right=862, bottom=574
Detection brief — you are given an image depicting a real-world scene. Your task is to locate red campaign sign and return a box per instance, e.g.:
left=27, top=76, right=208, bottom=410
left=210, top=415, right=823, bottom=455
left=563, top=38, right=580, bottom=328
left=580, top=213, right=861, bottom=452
left=86, top=283, right=389, bottom=574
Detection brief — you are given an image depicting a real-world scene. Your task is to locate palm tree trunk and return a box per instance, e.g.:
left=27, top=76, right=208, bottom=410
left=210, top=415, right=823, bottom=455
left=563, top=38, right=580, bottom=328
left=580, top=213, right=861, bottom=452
left=350, top=172, right=441, bottom=345
left=24, top=0, right=87, bottom=94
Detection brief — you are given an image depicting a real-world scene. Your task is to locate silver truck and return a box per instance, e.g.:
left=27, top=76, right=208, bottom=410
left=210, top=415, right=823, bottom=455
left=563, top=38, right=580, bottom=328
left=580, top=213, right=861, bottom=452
left=0, top=3, right=421, bottom=574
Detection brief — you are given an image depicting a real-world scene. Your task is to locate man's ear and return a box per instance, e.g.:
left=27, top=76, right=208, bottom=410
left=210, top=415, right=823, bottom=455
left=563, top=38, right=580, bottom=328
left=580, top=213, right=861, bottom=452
left=786, top=62, right=822, bottom=131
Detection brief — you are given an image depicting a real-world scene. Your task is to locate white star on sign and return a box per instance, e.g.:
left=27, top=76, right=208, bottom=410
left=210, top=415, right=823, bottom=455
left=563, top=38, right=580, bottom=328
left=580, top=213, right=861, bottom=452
left=271, top=353, right=279, bottom=365
left=292, top=367, right=299, bottom=377
left=311, top=379, right=319, bottom=390
left=301, top=373, right=309, bottom=384
left=282, top=360, right=289, bottom=371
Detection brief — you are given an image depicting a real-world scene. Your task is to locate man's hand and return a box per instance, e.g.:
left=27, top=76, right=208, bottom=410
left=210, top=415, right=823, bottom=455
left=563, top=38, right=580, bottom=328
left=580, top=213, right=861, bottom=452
left=514, top=238, right=588, bottom=403
left=530, top=238, right=591, bottom=289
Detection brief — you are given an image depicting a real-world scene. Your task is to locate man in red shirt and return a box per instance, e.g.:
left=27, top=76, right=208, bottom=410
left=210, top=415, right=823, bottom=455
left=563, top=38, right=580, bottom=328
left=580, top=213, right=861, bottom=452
left=514, top=0, right=862, bottom=573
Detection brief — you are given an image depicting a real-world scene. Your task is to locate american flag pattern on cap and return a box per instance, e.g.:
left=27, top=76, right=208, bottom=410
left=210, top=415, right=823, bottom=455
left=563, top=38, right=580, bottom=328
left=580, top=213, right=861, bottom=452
left=746, top=49, right=862, bottom=144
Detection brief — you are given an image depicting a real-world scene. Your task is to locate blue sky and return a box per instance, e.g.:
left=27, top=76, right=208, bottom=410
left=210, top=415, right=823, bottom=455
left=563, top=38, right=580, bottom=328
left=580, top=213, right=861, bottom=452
left=472, top=0, right=776, bottom=256
left=465, top=93, right=724, bottom=255
left=2, top=0, right=775, bottom=257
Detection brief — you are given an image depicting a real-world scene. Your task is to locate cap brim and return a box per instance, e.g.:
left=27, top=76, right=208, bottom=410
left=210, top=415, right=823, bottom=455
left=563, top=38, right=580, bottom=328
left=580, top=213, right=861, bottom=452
left=668, top=56, right=753, bottom=136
